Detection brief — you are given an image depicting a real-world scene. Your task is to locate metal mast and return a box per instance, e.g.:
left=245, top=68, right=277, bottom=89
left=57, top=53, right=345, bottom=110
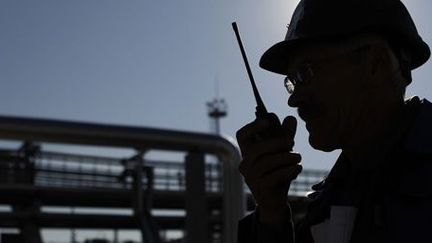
left=206, top=98, right=227, bottom=135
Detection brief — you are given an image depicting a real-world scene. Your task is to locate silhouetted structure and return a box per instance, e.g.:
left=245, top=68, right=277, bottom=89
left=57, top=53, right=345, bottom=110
left=0, top=115, right=325, bottom=243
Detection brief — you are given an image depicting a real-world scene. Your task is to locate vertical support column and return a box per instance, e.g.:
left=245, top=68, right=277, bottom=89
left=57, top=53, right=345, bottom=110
left=21, top=222, right=42, bottom=243
left=134, top=155, right=144, bottom=217
left=222, top=154, right=245, bottom=243
left=185, top=151, right=208, bottom=243
left=132, top=153, right=161, bottom=243
left=15, top=202, right=42, bottom=243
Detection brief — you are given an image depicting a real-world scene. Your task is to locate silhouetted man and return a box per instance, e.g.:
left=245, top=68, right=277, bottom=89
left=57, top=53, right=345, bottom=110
left=236, top=0, right=431, bottom=242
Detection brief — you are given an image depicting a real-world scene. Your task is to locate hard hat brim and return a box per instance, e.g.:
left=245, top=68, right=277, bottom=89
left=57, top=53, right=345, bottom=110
left=259, top=39, right=308, bottom=75
left=260, top=35, right=430, bottom=75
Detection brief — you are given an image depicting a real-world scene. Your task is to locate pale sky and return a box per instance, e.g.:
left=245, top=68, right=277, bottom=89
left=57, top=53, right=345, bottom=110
left=0, top=0, right=431, bottom=172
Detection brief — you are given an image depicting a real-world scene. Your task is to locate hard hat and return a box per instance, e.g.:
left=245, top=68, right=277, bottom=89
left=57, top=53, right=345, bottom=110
left=260, top=0, right=430, bottom=75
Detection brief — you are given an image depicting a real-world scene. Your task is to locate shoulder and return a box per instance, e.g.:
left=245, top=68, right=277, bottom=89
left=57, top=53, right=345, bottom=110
left=382, top=99, right=432, bottom=241
left=392, top=97, right=432, bottom=197
left=404, top=97, right=432, bottom=154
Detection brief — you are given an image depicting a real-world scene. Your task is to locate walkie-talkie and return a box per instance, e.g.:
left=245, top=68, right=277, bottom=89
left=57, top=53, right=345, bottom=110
left=232, top=22, right=284, bottom=140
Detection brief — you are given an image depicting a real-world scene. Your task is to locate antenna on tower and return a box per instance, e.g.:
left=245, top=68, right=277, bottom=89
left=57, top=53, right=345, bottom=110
left=206, top=75, right=227, bottom=135
left=214, top=75, right=220, bottom=99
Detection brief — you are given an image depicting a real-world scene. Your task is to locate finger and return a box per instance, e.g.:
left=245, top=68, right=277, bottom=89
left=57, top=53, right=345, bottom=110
left=282, top=115, right=297, bottom=140
left=240, top=152, right=302, bottom=179
left=236, top=119, right=270, bottom=146
left=241, top=138, right=292, bottom=162
left=245, top=164, right=303, bottom=196
left=257, top=164, right=302, bottom=186
left=255, top=152, right=301, bottom=169
left=239, top=151, right=301, bottom=177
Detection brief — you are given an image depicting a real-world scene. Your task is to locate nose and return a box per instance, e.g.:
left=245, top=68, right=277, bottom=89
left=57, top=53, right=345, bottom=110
left=287, top=87, right=306, bottom=108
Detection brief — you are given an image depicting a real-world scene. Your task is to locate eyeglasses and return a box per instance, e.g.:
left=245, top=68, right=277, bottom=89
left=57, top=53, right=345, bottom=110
left=283, top=43, right=373, bottom=94
left=284, top=64, right=314, bottom=94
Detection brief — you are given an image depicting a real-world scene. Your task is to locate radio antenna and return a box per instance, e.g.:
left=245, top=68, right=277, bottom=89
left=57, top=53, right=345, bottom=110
left=232, top=22, right=268, bottom=118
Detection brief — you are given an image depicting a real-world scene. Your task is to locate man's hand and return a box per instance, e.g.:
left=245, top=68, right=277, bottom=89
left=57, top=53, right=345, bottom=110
left=236, top=114, right=302, bottom=226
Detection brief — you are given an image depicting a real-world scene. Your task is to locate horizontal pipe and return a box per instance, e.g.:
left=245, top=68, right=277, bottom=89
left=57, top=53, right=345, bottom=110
left=0, top=115, right=238, bottom=155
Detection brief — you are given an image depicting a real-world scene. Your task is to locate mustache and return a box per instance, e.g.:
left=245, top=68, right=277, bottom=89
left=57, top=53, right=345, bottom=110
left=297, top=102, right=326, bottom=121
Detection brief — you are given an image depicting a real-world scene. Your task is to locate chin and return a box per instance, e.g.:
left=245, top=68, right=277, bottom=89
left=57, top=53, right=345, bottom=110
left=309, top=134, right=338, bottom=152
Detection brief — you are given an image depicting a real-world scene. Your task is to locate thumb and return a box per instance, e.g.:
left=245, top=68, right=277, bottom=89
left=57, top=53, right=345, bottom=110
left=282, top=115, right=297, bottom=142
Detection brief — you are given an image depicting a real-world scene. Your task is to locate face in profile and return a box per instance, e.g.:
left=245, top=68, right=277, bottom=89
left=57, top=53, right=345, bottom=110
left=286, top=42, right=375, bottom=152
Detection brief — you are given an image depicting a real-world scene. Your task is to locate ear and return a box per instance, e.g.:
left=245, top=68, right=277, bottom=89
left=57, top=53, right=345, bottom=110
left=366, top=43, right=397, bottom=87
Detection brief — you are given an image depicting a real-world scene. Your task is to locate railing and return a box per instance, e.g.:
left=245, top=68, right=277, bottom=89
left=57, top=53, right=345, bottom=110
left=0, top=149, right=224, bottom=192
left=0, top=148, right=326, bottom=196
